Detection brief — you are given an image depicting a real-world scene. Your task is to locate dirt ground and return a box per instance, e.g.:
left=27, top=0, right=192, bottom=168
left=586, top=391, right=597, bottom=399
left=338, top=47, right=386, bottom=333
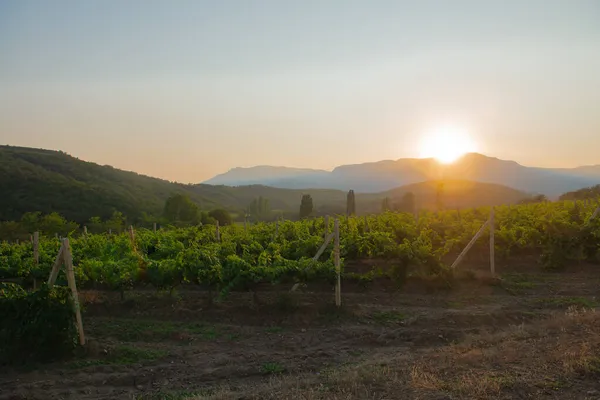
left=1, top=262, right=600, bottom=400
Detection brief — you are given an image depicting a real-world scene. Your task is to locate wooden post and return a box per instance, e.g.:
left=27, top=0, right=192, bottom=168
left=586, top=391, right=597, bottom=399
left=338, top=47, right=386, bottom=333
left=364, top=215, right=370, bottom=232
left=334, top=218, right=341, bottom=307
left=153, top=222, right=157, bottom=233
left=591, top=207, right=600, bottom=222
left=128, top=225, right=135, bottom=241
left=324, top=215, right=329, bottom=238
left=33, top=231, right=39, bottom=289
left=450, top=219, right=490, bottom=269
left=47, top=242, right=65, bottom=286
left=83, top=226, right=88, bottom=235
left=63, top=239, right=85, bottom=345
left=313, top=232, right=335, bottom=261
left=489, top=208, right=495, bottom=276
left=16, top=239, right=19, bottom=245
left=108, top=229, right=112, bottom=235
left=216, top=221, right=221, bottom=242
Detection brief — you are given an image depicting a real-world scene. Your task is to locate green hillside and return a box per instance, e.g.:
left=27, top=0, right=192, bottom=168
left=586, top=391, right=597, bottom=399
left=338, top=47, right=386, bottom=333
left=0, top=146, right=530, bottom=223
left=0, top=146, right=217, bottom=222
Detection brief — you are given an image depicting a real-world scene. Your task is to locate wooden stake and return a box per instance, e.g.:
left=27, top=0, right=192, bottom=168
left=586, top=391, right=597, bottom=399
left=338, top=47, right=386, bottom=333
left=450, top=219, right=490, bottom=270
left=108, top=229, right=112, bottom=235
left=83, top=226, right=88, bottom=235
left=490, top=208, right=495, bottom=276
left=216, top=221, right=221, bottom=242
left=62, top=239, right=85, bottom=345
left=313, top=232, right=335, bottom=261
left=334, top=218, right=341, bottom=307
left=128, top=225, right=135, bottom=242
left=590, top=207, right=600, bottom=222
left=153, top=222, right=157, bottom=233
left=364, top=215, right=370, bottom=232
left=47, top=242, right=65, bottom=286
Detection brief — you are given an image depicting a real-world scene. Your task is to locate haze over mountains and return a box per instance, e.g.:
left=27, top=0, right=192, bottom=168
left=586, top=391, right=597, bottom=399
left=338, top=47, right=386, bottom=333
left=205, top=153, right=600, bottom=196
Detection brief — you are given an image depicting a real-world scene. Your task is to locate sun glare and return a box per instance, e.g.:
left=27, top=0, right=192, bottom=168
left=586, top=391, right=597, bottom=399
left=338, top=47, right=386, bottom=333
left=418, top=126, right=477, bottom=164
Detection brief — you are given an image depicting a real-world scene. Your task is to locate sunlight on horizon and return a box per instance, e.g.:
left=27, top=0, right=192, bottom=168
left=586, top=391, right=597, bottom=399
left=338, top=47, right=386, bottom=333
left=418, top=125, right=478, bottom=164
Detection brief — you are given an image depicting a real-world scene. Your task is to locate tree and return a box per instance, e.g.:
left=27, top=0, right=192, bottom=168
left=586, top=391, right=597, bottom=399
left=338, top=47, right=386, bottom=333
left=397, top=192, right=416, bottom=214
left=299, top=194, right=314, bottom=219
left=519, top=194, right=548, bottom=204
left=346, top=190, right=356, bottom=216
left=248, top=196, right=270, bottom=221
left=436, top=183, right=444, bottom=211
left=381, top=197, right=391, bottom=213
left=104, top=211, right=126, bottom=232
left=208, top=209, right=232, bottom=226
left=163, top=194, right=200, bottom=223
left=20, top=212, right=41, bottom=232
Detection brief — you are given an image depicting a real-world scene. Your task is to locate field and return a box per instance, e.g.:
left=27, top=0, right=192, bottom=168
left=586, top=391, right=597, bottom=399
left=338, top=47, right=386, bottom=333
left=2, top=261, right=600, bottom=399
left=1, top=201, right=600, bottom=399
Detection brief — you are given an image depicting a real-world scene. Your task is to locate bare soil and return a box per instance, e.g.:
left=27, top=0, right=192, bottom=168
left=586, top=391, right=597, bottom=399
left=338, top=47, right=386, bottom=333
left=1, top=262, right=600, bottom=400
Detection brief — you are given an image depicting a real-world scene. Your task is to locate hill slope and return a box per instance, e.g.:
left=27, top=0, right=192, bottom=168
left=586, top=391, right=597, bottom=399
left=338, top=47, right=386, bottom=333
left=0, top=146, right=529, bottom=222
left=0, top=146, right=217, bottom=222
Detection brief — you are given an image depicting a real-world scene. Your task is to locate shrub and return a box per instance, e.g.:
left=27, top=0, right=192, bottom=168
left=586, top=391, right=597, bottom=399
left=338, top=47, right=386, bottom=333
left=0, top=283, right=77, bottom=365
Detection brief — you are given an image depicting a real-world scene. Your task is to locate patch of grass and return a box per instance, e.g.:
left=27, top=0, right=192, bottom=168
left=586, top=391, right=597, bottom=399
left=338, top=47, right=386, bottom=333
left=537, top=297, right=599, bottom=309
left=347, top=350, right=364, bottom=357
left=260, top=362, right=285, bottom=374
left=70, top=345, right=167, bottom=368
left=447, top=301, right=464, bottom=309
left=135, top=389, right=214, bottom=400
left=265, top=326, right=283, bottom=333
left=371, top=310, right=406, bottom=325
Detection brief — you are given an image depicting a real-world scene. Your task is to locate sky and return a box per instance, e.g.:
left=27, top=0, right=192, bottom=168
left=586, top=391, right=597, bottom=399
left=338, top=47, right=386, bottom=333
left=1, top=0, right=599, bottom=183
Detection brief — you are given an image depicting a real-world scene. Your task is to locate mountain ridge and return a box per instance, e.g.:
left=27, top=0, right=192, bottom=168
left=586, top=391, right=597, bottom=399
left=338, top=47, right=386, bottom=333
left=204, top=152, right=600, bottom=195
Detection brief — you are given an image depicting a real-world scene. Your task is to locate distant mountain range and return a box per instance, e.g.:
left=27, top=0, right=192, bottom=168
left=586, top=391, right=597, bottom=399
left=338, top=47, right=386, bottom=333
left=205, top=153, right=600, bottom=196
left=0, top=146, right=539, bottom=222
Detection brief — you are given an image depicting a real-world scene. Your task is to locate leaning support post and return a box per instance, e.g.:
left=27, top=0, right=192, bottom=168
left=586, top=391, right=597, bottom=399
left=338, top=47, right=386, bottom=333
left=63, top=239, right=85, bottom=346
left=47, top=242, right=65, bottom=286
left=313, top=232, right=335, bottom=261
left=334, top=218, right=341, bottom=307
left=590, top=207, right=600, bottom=222
left=450, top=219, right=490, bottom=270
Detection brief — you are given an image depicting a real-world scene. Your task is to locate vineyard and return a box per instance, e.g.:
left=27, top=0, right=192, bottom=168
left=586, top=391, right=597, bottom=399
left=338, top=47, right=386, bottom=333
left=3, top=199, right=600, bottom=399
left=2, top=200, right=600, bottom=298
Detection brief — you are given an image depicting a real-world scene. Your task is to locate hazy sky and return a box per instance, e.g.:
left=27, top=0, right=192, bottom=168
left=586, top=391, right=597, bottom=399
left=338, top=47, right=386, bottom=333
left=1, top=0, right=599, bottom=183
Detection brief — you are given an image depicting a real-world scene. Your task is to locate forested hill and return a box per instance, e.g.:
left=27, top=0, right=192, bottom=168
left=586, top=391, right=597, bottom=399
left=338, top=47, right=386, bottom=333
left=0, top=146, right=534, bottom=223
left=0, top=146, right=218, bottom=222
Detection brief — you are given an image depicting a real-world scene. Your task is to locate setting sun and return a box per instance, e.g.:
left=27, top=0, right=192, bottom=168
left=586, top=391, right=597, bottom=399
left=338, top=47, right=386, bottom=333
left=418, top=126, right=478, bottom=164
